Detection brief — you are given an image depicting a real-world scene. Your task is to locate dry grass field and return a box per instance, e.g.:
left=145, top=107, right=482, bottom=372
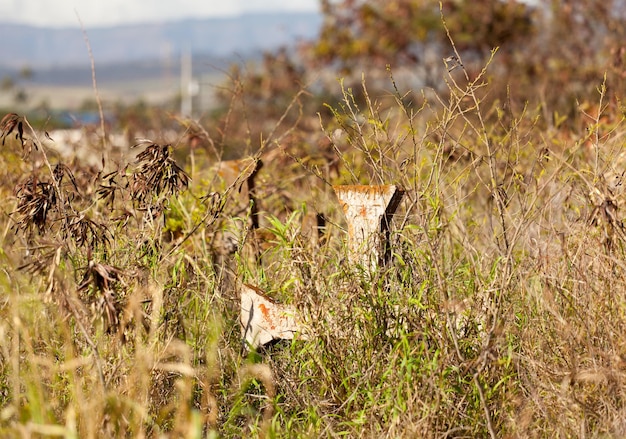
left=2, top=4, right=626, bottom=438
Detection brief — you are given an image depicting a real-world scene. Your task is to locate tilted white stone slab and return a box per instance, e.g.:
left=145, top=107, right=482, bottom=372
left=333, top=185, right=404, bottom=268
left=240, top=283, right=304, bottom=350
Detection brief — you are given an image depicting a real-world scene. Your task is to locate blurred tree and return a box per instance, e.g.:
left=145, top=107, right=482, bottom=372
left=209, top=48, right=312, bottom=155
left=208, top=0, right=626, bottom=152
left=517, top=0, right=626, bottom=123
left=308, top=0, right=626, bottom=118
left=19, top=66, right=33, bottom=81
left=1, top=76, right=15, bottom=91
left=312, top=0, right=535, bottom=73
left=1, top=65, right=35, bottom=107
left=14, top=89, right=28, bottom=105
left=15, top=65, right=33, bottom=105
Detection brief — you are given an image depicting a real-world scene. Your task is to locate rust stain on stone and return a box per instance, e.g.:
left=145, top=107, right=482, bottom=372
left=258, top=303, right=274, bottom=328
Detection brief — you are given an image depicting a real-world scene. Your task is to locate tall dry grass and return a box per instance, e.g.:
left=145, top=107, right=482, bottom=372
left=1, top=29, right=626, bottom=439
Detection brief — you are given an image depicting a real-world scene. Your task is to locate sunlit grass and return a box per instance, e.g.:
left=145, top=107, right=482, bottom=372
left=2, top=35, right=626, bottom=438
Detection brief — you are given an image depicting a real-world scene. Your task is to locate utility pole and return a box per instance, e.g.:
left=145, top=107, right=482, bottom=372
left=180, top=48, right=193, bottom=116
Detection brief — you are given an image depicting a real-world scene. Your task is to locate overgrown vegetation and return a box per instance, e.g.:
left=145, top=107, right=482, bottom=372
left=2, top=1, right=626, bottom=437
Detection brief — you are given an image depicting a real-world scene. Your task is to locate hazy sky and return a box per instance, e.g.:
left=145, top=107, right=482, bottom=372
left=1, top=0, right=321, bottom=28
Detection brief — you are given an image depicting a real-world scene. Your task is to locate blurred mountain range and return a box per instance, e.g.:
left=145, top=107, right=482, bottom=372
left=0, top=12, right=322, bottom=84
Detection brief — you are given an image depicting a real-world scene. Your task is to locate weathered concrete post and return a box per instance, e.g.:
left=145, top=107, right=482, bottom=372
left=240, top=284, right=305, bottom=350
left=239, top=185, right=403, bottom=350
left=333, top=185, right=404, bottom=269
